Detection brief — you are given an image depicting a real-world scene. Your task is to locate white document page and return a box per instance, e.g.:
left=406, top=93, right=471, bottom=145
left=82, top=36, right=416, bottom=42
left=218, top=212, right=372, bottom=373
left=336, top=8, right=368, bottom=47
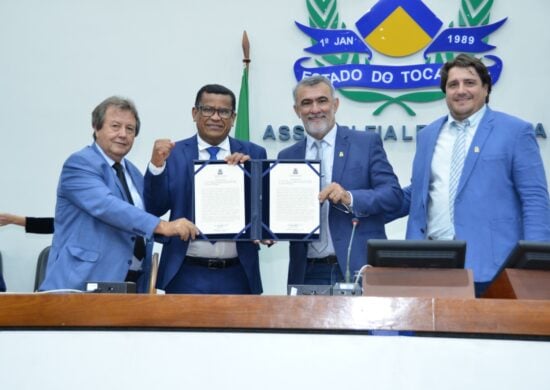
left=194, top=163, right=245, bottom=234
left=269, top=162, right=320, bottom=234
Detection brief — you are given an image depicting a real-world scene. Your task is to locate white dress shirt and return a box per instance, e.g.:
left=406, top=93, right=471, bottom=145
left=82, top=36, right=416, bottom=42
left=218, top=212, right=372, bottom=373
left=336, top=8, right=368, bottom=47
left=306, top=126, right=337, bottom=258
left=96, top=143, right=144, bottom=211
left=96, top=143, right=145, bottom=270
left=148, top=136, right=238, bottom=259
left=427, top=105, right=487, bottom=239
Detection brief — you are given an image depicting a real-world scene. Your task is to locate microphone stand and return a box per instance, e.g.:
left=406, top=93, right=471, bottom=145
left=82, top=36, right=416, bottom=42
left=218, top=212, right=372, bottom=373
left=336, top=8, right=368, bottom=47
left=333, top=217, right=362, bottom=296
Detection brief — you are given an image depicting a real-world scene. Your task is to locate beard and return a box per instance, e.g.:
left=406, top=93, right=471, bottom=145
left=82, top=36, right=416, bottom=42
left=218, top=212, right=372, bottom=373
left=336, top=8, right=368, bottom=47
left=304, top=115, right=331, bottom=137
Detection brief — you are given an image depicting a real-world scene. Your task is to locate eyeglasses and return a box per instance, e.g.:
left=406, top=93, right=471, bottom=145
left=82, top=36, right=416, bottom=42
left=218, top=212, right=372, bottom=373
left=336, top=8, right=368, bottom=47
left=196, top=105, right=234, bottom=119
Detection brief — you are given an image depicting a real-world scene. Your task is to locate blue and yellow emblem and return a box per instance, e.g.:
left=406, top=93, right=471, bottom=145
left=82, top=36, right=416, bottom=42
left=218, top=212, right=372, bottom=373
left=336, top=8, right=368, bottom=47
left=356, top=0, right=442, bottom=57
left=294, top=0, right=507, bottom=116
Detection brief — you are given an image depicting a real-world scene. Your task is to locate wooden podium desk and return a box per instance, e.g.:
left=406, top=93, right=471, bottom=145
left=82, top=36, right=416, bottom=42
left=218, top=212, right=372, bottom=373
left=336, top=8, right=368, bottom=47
left=484, top=269, right=550, bottom=300
left=0, top=293, right=549, bottom=337
left=362, top=268, right=475, bottom=298
left=2, top=294, right=549, bottom=390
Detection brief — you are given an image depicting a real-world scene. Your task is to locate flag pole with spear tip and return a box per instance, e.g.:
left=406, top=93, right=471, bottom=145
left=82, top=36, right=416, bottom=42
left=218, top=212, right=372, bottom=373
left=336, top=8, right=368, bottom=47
left=235, top=31, right=250, bottom=141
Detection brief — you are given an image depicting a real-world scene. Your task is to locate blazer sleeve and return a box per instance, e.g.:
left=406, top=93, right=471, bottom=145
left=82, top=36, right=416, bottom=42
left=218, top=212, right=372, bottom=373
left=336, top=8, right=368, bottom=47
left=60, top=153, right=160, bottom=238
left=350, top=134, right=403, bottom=217
left=384, top=185, right=411, bottom=223
left=25, top=217, right=55, bottom=234
left=512, top=123, right=550, bottom=240
left=252, top=144, right=267, bottom=159
left=143, top=166, right=172, bottom=217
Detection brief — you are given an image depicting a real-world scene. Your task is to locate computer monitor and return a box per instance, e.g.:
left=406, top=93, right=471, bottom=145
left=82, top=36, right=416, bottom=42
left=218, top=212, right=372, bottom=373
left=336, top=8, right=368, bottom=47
left=501, top=241, right=550, bottom=270
left=367, top=239, right=466, bottom=269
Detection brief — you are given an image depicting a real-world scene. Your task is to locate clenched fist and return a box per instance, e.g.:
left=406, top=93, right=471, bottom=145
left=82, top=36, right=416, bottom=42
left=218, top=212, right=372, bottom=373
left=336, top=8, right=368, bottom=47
left=151, top=139, right=175, bottom=168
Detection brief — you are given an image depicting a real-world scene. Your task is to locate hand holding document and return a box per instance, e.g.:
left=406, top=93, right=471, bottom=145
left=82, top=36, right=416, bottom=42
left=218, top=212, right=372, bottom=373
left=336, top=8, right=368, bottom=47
left=194, top=162, right=245, bottom=235
left=193, top=160, right=321, bottom=241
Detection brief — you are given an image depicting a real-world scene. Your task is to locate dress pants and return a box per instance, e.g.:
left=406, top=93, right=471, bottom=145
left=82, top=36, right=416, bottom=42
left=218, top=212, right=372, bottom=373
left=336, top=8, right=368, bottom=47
left=304, top=262, right=344, bottom=285
left=165, top=261, right=251, bottom=294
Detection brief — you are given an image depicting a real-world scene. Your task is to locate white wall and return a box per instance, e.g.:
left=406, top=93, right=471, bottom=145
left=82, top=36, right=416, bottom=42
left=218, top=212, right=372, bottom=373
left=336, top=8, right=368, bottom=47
left=1, top=330, right=549, bottom=390
left=1, top=0, right=548, bottom=293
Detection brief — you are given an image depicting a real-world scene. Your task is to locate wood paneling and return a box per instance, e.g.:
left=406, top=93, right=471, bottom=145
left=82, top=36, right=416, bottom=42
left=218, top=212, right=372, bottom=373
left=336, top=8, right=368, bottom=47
left=1, top=294, right=549, bottom=336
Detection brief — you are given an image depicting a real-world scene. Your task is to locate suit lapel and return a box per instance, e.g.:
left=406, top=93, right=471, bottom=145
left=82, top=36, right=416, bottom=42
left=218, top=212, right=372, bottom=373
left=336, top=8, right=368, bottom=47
left=282, top=138, right=307, bottom=159
left=125, top=161, right=144, bottom=202
left=229, top=137, right=245, bottom=154
left=457, top=108, right=494, bottom=195
left=91, top=143, right=128, bottom=202
left=296, top=139, right=307, bottom=158
left=184, top=135, right=199, bottom=159
left=421, top=118, right=446, bottom=210
left=182, top=136, right=199, bottom=183
left=332, top=127, right=350, bottom=183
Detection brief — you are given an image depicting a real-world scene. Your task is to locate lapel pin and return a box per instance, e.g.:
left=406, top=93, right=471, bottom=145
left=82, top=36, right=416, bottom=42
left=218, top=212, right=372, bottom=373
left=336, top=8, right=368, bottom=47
left=339, top=151, right=344, bottom=157
left=474, top=146, right=480, bottom=153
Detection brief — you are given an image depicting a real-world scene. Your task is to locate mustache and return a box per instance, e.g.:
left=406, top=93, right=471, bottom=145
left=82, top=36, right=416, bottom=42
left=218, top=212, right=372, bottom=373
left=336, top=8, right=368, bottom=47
left=307, top=113, right=326, bottom=120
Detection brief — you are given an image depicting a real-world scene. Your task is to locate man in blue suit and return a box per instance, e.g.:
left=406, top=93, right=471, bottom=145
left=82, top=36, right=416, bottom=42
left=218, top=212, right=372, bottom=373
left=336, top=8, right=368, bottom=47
left=278, top=75, right=403, bottom=286
left=390, top=54, right=550, bottom=296
left=144, top=84, right=267, bottom=294
left=40, top=97, right=198, bottom=292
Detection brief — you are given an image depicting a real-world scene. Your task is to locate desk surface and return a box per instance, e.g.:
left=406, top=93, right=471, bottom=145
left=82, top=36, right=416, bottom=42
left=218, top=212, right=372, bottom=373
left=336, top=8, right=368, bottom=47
left=1, top=294, right=549, bottom=336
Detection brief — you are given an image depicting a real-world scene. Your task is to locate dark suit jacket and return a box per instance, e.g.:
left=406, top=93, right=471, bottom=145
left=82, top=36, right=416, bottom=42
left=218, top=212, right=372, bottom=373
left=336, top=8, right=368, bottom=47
left=278, top=126, right=403, bottom=284
left=388, top=107, right=550, bottom=282
left=144, top=135, right=267, bottom=293
left=26, top=217, right=54, bottom=234
left=40, top=144, right=159, bottom=292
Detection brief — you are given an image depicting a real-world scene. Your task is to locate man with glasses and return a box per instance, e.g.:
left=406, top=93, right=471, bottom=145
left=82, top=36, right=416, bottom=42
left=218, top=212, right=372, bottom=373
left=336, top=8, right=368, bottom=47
left=144, top=84, right=267, bottom=294
left=278, top=75, right=402, bottom=287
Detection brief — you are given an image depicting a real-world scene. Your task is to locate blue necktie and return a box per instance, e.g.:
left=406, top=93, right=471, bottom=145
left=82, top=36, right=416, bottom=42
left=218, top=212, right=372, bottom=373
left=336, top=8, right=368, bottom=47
left=206, top=146, right=220, bottom=161
left=449, top=120, right=469, bottom=224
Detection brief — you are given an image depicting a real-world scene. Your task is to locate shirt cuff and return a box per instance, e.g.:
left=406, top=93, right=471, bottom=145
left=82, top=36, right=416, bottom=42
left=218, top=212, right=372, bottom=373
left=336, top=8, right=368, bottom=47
left=148, top=161, right=165, bottom=175
left=345, top=191, right=354, bottom=213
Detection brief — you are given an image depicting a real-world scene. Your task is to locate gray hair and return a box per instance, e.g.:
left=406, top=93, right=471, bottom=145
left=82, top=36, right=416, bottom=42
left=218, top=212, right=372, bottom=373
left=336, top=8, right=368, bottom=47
left=292, top=75, right=336, bottom=102
left=92, top=96, right=140, bottom=139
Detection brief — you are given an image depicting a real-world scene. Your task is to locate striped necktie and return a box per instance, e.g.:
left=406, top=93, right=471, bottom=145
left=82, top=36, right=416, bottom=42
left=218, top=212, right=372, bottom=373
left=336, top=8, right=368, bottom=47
left=449, top=120, right=469, bottom=224
left=312, top=140, right=329, bottom=253
left=314, top=140, right=328, bottom=187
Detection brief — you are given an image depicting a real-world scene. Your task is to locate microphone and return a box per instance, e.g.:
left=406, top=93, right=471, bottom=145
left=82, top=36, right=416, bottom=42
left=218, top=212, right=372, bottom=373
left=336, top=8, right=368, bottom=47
left=345, top=217, right=360, bottom=283
left=333, top=217, right=362, bottom=296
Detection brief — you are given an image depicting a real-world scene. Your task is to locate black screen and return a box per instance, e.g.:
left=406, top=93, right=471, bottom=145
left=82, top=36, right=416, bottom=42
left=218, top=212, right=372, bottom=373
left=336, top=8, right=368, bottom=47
left=502, top=241, right=550, bottom=270
left=367, top=239, right=466, bottom=269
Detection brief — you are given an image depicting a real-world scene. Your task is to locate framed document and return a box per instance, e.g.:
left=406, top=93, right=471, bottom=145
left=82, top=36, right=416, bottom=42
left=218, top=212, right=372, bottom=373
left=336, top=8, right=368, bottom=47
left=260, top=160, right=320, bottom=240
left=193, top=159, right=321, bottom=241
left=193, top=160, right=249, bottom=240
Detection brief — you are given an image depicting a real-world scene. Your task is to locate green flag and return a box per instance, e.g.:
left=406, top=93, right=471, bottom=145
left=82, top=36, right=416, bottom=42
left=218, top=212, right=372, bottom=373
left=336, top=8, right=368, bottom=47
left=235, top=66, right=249, bottom=141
